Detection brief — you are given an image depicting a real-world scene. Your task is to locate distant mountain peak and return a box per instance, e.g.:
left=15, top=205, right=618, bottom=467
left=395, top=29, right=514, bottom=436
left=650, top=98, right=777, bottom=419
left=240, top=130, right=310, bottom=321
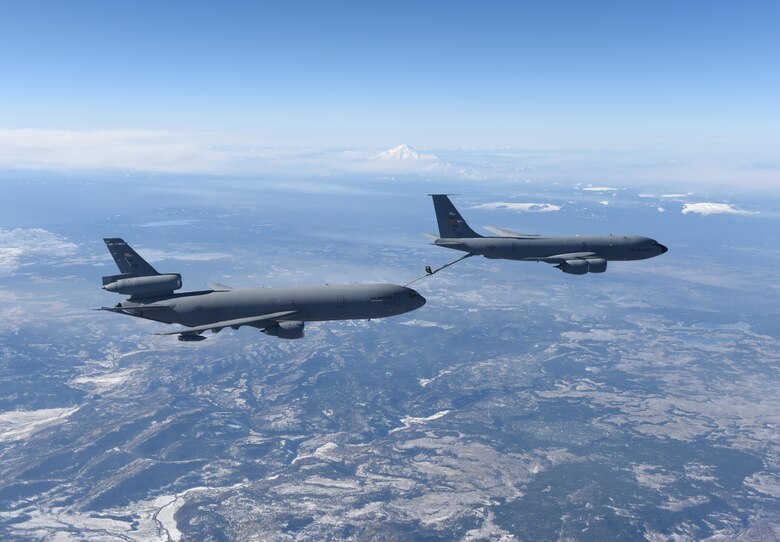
left=375, top=144, right=436, bottom=161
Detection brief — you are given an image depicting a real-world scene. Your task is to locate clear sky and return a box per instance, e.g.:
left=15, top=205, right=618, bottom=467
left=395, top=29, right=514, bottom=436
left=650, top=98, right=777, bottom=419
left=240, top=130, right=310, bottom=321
left=1, top=1, right=778, bottom=150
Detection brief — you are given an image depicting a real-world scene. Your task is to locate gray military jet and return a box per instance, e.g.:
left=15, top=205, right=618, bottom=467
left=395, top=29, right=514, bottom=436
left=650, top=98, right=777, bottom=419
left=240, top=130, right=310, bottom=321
left=99, top=238, right=425, bottom=341
left=428, top=195, right=667, bottom=275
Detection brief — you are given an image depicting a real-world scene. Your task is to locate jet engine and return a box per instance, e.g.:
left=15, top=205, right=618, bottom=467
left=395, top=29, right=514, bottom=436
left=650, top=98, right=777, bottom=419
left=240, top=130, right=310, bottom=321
left=102, top=273, right=182, bottom=296
left=556, top=259, right=608, bottom=274
left=556, top=260, right=589, bottom=275
left=585, top=258, right=607, bottom=273
left=262, top=321, right=304, bottom=339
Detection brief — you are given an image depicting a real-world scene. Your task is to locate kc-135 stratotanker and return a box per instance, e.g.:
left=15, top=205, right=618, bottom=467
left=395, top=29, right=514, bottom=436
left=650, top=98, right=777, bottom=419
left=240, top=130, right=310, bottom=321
left=99, top=238, right=425, bottom=341
left=427, top=195, right=667, bottom=275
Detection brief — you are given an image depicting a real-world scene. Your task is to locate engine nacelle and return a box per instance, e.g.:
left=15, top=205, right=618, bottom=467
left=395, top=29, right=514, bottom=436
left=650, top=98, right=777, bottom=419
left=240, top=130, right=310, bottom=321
left=103, top=273, right=182, bottom=296
left=585, top=258, right=607, bottom=273
left=557, top=258, right=608, bottom=275
left=262, top=321, right=304, bottom=339
left=557, top=260, right=589, bottom=275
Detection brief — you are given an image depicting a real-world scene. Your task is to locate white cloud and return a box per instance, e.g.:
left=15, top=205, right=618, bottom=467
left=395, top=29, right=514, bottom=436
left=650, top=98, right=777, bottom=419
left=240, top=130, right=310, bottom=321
left=681, top=202, right=756, bottom=216
left=139, top=219, right=195, bottom=227
left=136, top=248, right=230, bottom=263
left=1, top=130, right=777, bottom=192
left=599, top=200, right=609, bottom=206
left=0, top=228, right=78, bottom=276
left=0, top=129, right=237, bottom=174
left=0, top=129, right=463, bottom=177
left=475, top=202, right=562, bottom=213
left=657, top=207, right=666, bottom=213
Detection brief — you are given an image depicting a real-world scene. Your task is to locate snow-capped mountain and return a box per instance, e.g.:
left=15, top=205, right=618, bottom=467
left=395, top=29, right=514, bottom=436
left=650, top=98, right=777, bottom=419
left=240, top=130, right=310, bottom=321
left=374, top=144, right=437, bottom=161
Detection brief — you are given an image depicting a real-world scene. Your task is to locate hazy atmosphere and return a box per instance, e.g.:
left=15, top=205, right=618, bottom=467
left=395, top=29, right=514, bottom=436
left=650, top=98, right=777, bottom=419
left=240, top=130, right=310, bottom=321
left=1, top=2, right=778, bottom=541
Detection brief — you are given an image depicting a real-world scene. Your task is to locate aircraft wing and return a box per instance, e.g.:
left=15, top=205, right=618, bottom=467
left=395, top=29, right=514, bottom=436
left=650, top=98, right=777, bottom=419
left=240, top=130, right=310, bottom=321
left=523, top=252, right=600, bottom=263
left=97, top=304, right=169, bottom=313
left=156, top=310, right=298, bottom=336
left=484, top=226, right=541, bottom=238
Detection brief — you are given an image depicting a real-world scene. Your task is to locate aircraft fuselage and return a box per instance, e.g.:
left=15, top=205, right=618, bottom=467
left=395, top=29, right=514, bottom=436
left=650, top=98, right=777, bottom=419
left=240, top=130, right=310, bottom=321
left=116, top=283, right=425, bottom=327
left=436, top=235, right=667, bottom=261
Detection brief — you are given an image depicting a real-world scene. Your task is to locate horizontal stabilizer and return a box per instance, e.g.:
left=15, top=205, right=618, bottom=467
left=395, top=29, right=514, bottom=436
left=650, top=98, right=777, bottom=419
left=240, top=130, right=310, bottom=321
left=156, top=310, right=298, bottom=336
left=423, top=233, right=439, bottom=242
left=434, top=239, right=468, bottom=248
left=484, top=226, right=541, bottom=238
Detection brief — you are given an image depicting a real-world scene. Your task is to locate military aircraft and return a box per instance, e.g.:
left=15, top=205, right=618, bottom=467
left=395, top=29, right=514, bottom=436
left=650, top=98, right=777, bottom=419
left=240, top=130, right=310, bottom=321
left=98, top=238, right=425, bottom=341
left=428, top=195, right=667, bottom=275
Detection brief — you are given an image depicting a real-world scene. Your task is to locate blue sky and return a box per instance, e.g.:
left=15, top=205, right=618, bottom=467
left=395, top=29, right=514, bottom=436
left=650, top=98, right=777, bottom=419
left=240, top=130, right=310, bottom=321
left=1, top=1, right=779, bottom=150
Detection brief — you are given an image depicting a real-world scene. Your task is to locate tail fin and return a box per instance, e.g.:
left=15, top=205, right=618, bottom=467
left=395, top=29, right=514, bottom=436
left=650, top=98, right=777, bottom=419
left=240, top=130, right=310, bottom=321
left=103, top=238, right=159, bottom=276
left=430, top=195, right=482, bottom=239
left=102, top=238, right=182, bottom=296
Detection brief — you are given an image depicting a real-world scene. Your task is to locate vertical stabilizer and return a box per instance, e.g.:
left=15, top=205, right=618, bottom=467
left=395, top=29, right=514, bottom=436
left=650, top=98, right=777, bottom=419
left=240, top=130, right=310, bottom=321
left=103, top=238, right=159, bottom=276
left=430, top=195, right=482, bottom=239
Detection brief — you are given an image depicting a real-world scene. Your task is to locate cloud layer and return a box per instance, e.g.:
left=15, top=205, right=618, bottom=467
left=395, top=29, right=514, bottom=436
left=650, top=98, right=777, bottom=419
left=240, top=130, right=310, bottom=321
left=681, top=203, right=756, bottom=216
left=475, top=202, right=562, bottom=213
left=1, top=129, right=778, bottom=192
left=0, top=228, right=78, bottom=276
left=0, top=130, right=450, bottom=177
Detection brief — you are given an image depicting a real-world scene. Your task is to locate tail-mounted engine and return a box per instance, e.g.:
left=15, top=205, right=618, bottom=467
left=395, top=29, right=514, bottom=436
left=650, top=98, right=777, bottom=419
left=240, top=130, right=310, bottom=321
left=102, top=273, right=182, bottom=297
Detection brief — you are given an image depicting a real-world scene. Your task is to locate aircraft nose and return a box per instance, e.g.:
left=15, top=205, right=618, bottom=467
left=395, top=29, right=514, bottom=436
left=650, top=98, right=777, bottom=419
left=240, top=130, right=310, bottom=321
left=655, top=242, right=668, bottom=254
left=405, top=288, right=426, bottom=310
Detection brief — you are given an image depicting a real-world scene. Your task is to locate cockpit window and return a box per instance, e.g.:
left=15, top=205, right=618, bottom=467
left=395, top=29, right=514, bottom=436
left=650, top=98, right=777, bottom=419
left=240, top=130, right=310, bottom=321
left=371, top=293, right=403, bottom=305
